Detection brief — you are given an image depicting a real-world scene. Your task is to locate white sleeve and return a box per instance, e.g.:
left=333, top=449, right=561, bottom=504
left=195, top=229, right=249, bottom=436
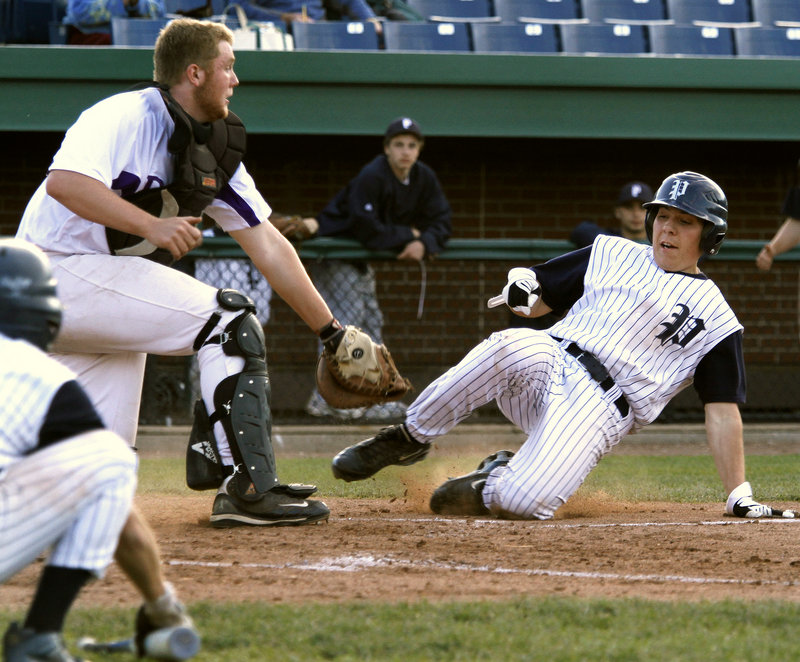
left=49, top=90, right=171, bottom=193
left=204, top=162, right=272, bottom=233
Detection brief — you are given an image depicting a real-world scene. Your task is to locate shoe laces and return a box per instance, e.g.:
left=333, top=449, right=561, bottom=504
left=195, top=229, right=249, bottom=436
left=360, top=425, right=414, bottom=460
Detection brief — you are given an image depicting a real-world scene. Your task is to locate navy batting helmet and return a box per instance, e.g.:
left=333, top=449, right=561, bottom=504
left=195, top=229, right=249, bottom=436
left=0, top=239, right=62, bottom=351
left=643, top=171, right=728, bottom=255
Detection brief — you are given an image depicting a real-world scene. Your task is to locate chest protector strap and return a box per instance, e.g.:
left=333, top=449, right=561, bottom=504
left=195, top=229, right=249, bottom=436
left=106, top=86, right=247, bottom=264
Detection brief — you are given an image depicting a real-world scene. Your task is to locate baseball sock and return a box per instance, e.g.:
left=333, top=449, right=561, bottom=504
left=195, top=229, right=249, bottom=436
left=24, top=566, right=92, bottom=633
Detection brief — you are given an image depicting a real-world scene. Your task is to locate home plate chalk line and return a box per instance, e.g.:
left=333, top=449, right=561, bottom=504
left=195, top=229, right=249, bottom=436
left=169, top=517, right=798, bottom=588
left=168, top=555, right=797, bottom=587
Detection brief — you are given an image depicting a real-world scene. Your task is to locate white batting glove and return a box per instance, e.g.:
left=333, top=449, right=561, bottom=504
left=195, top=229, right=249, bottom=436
left=725, top=481, right=796, bottom=519
left=502, top=268, right=542, bottom=316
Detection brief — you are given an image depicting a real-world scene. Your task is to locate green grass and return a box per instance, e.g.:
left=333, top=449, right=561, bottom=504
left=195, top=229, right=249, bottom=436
left=137, top=454, right=800, bottom=504
left=3, top=598, right=800, bottom=661
left=5, top=454, right=800, bottom=661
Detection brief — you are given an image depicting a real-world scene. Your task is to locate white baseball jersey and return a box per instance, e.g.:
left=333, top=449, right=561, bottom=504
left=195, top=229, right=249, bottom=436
left=545, top=235, right=743, bottom=426
left=406, top=235, right=744, bottom=519
left=17, top=86, right=271, bottom=256
left=14, top=87, right=273, bottom=462
left=0, top=333, right=136, bottom=581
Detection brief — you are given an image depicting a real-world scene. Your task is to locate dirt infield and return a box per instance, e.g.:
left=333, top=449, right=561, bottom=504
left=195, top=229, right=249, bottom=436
left=2, top=424, right=800, bottom=611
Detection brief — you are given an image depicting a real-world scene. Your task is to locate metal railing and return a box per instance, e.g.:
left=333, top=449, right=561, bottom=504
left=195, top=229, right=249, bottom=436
left=190, top=236, right=800, bottom=262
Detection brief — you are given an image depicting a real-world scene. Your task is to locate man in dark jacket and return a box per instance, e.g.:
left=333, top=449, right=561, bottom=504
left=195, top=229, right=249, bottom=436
left=295, top=117, right=452, bottom=421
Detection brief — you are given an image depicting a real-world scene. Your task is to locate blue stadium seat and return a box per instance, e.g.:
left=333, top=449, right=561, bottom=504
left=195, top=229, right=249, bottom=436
left=292, top=21, right=379, bottom=50
left=581, top=0, right=666, bottom=24
left=383, top=20, right=471, bottom=50
left=111, top=16, right=169, bottom=45
left=734, top=25, right=800, bottom=57
left=48, top=18, right=67, bottom=43
left=491, top=0, right=579, bottom=23
left=560, top=21, right=647, bottom=53
left=750, top=0, right=800, bottom=27
left=405, top=0, right=495, bottom=21
left=649, top=23, right=734, bottom=54
left=470, top=21, right=559, bottom=51
left=665, top=0, right=751, bottom=25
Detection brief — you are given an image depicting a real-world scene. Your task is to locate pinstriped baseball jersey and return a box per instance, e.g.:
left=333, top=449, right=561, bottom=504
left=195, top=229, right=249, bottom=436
left=0, top=333, right=136, bottom=580
left=0, top=335, right=76, bottom=469
left=545, top=235, right=742, bottom=426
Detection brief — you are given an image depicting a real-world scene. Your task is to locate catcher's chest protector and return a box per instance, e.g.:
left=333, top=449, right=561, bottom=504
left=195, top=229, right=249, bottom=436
left=106, top=86, right=247, bottom=264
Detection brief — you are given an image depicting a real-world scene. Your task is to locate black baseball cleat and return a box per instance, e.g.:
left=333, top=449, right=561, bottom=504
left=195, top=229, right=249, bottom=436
left=210, top=484, right=330, bottom=528
left=331, top=423, right=430, bottom=482
left=430, top=450, right=515, bottom=516
left=3, top=622, right=84, bottom=662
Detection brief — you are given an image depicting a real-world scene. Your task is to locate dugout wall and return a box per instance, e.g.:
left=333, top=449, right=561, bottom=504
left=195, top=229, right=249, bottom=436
left=1, top=47, right=799, bottom=422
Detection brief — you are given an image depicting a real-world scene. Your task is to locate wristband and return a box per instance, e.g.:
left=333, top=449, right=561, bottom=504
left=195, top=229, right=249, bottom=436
left=318, top=318, right=344, bottom=354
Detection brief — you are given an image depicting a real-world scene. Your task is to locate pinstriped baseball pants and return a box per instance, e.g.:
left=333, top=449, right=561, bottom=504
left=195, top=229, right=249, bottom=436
left=406, top=328, right=635, bottom=520
left=0, top=430, right=136, bottom=582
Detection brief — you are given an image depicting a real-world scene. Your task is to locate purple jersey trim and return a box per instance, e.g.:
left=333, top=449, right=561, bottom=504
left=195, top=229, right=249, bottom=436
left=218, top=183, right=260, bottom=227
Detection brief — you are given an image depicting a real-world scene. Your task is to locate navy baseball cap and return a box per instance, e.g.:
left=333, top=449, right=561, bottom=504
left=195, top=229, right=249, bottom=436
left=617, top=181, right=653, bottom=205
left=384, top=117, right=423, bottom=142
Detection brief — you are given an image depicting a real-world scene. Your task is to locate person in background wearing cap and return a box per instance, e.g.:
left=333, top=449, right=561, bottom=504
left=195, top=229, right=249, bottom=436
left=282, top=117, right=452, bottom=422
left=570, top=181, right=653, bottom=248
left=510, top=181, right=654, bottom=332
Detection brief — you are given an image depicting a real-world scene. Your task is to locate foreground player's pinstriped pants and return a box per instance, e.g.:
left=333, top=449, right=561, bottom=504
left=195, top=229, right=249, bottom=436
left=0, top=430, right=136, bottom=582
left=406, top=328, right=635, bottom=520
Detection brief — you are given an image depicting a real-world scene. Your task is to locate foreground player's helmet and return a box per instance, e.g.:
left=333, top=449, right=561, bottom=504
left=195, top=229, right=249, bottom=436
left=643, top=171, right=728, bottom=256
left=0, top=239, right=62, bottom=350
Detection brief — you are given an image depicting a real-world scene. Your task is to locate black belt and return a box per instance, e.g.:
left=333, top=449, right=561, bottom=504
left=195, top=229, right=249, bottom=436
left=562, top=341, right=630, bottom=418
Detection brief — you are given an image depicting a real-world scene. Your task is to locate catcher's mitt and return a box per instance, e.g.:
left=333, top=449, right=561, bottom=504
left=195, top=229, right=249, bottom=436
left=269, top=214, right=318, bottom=240
left=317, top=325, right=412, bottom=408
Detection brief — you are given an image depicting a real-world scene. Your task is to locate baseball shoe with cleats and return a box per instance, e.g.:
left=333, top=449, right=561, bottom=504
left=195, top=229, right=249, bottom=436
left=210, top=480, right=329, bottom=528
left=3, top=622, right=83, bottom=662
left=430, top=450, right=515, bottom=516
left=331, top=423, right=430, bottom=482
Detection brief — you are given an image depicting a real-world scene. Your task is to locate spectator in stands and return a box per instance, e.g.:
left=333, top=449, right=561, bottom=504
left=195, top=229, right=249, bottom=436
left=570, top=180, right=653, bottom=248
left=235, top=0, right=383, bottom=32
left=509, top=180, right=654, bottom=332
left=346, top=0, right=423, bottom=21
left=755, top=181, right=800, bottom=276
left=276, top=117, right=452, bottom=422
left=63, top=0, right=165, bottom=45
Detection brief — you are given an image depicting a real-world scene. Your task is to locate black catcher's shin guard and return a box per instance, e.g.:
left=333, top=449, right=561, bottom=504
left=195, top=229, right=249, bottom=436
left=186, top=398, right=224, bottom=491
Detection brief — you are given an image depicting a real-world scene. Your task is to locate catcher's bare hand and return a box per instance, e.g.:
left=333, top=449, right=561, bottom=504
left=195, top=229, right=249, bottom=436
left=144, top=215, right=203, bottom=261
